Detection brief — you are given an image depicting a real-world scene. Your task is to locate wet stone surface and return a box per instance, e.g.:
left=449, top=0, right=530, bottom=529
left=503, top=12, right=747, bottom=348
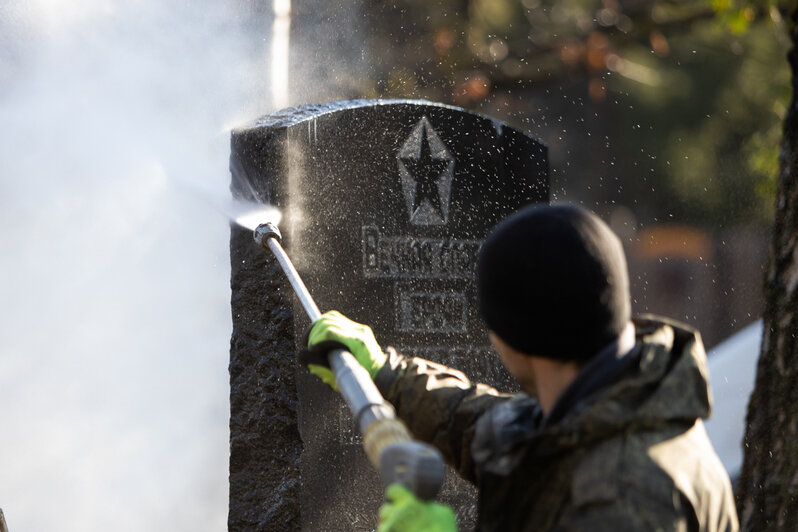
left=229, top=99, right=548, bottom=531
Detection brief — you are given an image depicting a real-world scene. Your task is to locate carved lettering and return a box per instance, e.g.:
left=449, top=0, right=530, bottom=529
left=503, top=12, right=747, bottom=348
left=362, top=226, right=481, bottom=279
left=396, top=289, right=467, bottom=333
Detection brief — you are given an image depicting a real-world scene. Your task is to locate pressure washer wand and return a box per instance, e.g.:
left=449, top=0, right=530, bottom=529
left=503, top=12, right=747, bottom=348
left=253, top=222, right=445, bottom=501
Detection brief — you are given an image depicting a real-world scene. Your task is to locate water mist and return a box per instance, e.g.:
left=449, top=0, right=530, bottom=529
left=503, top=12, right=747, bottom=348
left=0, top=2, right=279, bottom=531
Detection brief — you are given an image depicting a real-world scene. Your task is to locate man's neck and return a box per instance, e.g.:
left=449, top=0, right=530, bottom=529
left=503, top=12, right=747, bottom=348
left=530, top=358, right=583, bottom=415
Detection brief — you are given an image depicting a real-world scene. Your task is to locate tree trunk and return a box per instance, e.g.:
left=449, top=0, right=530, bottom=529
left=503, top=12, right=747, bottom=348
left=736, top=8, right=798, bottom=530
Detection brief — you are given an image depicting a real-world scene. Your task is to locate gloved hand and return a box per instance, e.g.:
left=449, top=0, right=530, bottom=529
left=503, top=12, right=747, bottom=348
left=378, top=484, right=458, bottom=532
left=300, top=310, right=388, bottom=390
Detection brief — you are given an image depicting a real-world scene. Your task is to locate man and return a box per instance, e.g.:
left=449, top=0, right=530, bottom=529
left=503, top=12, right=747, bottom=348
left=302, top=204, right=739, bottom=531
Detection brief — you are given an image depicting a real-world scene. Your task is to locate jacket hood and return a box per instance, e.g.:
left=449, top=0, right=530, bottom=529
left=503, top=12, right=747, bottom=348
left=535, top=315, right=713, bottom=454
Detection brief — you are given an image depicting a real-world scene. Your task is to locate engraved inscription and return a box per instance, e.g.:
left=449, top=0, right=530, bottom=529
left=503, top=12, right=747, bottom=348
left=362, top=226, right=481, bottom=279
left=396, top=289, right=467, bottom=333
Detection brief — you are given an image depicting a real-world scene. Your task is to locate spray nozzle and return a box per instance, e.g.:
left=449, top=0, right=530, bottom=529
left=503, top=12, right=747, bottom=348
left=254, top=222, right=282, bottom=248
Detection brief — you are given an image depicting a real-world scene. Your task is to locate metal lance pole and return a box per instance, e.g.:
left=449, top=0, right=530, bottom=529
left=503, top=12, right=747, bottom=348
left=253, top=222, right=445, bottom=501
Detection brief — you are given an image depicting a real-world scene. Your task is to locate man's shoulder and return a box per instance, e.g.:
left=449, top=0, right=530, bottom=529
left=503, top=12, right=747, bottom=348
left=546, top=432, right=682, bottom=531
left=644, top=420, right=738, bottom=522
left=568, top=430, right=671, bottom=508
left=566, top=421, right=737, bottom=531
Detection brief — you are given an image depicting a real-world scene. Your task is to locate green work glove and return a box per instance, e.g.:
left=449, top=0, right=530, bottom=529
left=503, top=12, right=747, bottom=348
left=301, top=310, right=388, bottom=390
left=378, top=484, right=458, bottom=532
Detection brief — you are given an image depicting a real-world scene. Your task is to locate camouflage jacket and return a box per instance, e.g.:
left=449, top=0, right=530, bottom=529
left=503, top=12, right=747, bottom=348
left=374, top=316, right=739, bottom=531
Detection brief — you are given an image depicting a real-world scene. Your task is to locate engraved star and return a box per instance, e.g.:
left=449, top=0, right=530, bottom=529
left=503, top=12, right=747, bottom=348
left=401, top=127, right=450, bottom=219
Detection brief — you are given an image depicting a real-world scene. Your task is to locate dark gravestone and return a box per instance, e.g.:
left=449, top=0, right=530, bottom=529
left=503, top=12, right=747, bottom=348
left=229, top=99, right=548, bottom=531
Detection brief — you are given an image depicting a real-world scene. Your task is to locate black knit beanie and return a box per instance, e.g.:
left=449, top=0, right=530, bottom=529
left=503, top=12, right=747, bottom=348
left=477, top=204, right=631, bottom=361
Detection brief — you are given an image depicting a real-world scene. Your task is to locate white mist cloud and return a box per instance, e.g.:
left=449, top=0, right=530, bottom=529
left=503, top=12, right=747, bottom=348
left=0, top=1, right=274, bottom=530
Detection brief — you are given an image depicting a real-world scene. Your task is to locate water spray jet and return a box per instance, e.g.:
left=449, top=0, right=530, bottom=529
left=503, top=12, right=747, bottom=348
left=231, top=201, right=282, bottom=231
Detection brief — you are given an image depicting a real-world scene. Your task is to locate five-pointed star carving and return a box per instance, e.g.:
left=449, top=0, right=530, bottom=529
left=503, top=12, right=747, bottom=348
left=400, top=128, right=450, bottom=218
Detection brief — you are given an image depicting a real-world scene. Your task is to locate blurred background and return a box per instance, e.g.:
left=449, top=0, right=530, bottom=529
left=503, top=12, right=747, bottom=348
left=0, top=0, right=783, bottom=530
